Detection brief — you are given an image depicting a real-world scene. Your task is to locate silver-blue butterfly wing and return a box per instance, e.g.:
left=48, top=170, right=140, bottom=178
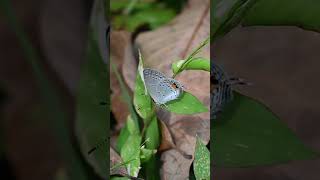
left=143, top=68, right=183, bottom=105
left=156, top=78, right=183, bottom=104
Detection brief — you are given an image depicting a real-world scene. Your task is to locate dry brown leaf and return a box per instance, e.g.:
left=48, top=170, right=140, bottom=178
left=123, top=0, right=210, bottom=179
left=110, top=147, right=128, bottom=176
left=159, top=119, right=175, bottom=152
left=110, top=31, right=132, bottom=124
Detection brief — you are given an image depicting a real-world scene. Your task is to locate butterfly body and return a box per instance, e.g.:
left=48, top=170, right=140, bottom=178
left=143, top=68, right=184, bottom=106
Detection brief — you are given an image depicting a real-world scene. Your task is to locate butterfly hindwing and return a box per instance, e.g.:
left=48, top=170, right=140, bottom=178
left=156, top=78, right=183, bottom=104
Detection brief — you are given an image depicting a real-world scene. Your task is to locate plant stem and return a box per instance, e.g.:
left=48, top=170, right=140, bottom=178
left=172, top=36, right=210, bottom=78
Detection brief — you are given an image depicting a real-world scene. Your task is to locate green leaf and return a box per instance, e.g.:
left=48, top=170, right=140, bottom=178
left=213, top=92, right=318, bottom=167
left=125, top=8, right=176, bottom=32
left=166, top=92, right=208, bottom=114
left=119, top=116, right=142, bottom=177
left=75, top=32, right=108, bottom=178
left=127, top=115, right=140, bottom=134
left=211, top=0, right=258, bottom=41
left=144, top=115, right=161, bottom=179
left=116, top=115, right=140, bottom=153
left=111, top=1, right=176, bottom=32
left=145, top=116, right=160, bottom=149
left=173, top=37, right=210, bottom=77
left=110, top=0, right=152, bottom=12
left=143, top=155, right=161, bottom=180
left=111, top=177, right=130, bottom=180
left=110, top=0, right=129, bottom=11
left=172, top=57, right=210, bottom=74
left=194, top=137, right=210, bottom=180
left=133, top=52, right=153, bottom=121
left=212, top=0, right=320, bottom=41
left=140, top=148, right=157, bottom=163
left=116, top=122, right=130, bottom=153
left=112, top=15, right=127, bottom=30
left=120, top=134, right=142, bottom=177
left=243, top=0, right=320, bottom=32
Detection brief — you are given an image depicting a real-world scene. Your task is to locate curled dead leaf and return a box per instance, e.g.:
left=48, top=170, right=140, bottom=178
left=110, top=31, right=132, bottom=124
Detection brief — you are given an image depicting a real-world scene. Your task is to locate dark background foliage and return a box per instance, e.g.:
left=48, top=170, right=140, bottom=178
left=213, top=26, right=320, bottom=180
left=0, top=0, right=94, bottom=179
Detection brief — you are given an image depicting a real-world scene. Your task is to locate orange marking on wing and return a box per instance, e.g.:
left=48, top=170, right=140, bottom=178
left=171, top=83, right=178, bottom=89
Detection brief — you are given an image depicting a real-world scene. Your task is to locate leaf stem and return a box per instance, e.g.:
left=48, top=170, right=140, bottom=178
left=173, top=36, right=210, bottom=78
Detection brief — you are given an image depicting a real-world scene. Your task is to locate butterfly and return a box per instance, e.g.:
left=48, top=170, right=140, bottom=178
left=211, top=62, right=248, bottom=119
left=143, top=68, right=184, bottom=106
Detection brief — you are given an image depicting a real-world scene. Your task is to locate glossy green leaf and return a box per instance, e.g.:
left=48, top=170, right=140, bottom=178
left=194, top=136, right=210, bottom=180
left=172, top=58, right=210, bottom=74
left=213, top=92, right=318, bottom=167
left=75, top=32, right=108, bottom=178
left=133, top=52, right=153, bottom=121
left=166, top=92, right=208, bottom=114
left=243, top=0, right=320, bottom=32
left=120, top=133, right=142, bottom=177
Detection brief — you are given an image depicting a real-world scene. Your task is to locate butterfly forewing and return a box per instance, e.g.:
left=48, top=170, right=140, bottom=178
left=143, top=68, right=165, bottom=102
